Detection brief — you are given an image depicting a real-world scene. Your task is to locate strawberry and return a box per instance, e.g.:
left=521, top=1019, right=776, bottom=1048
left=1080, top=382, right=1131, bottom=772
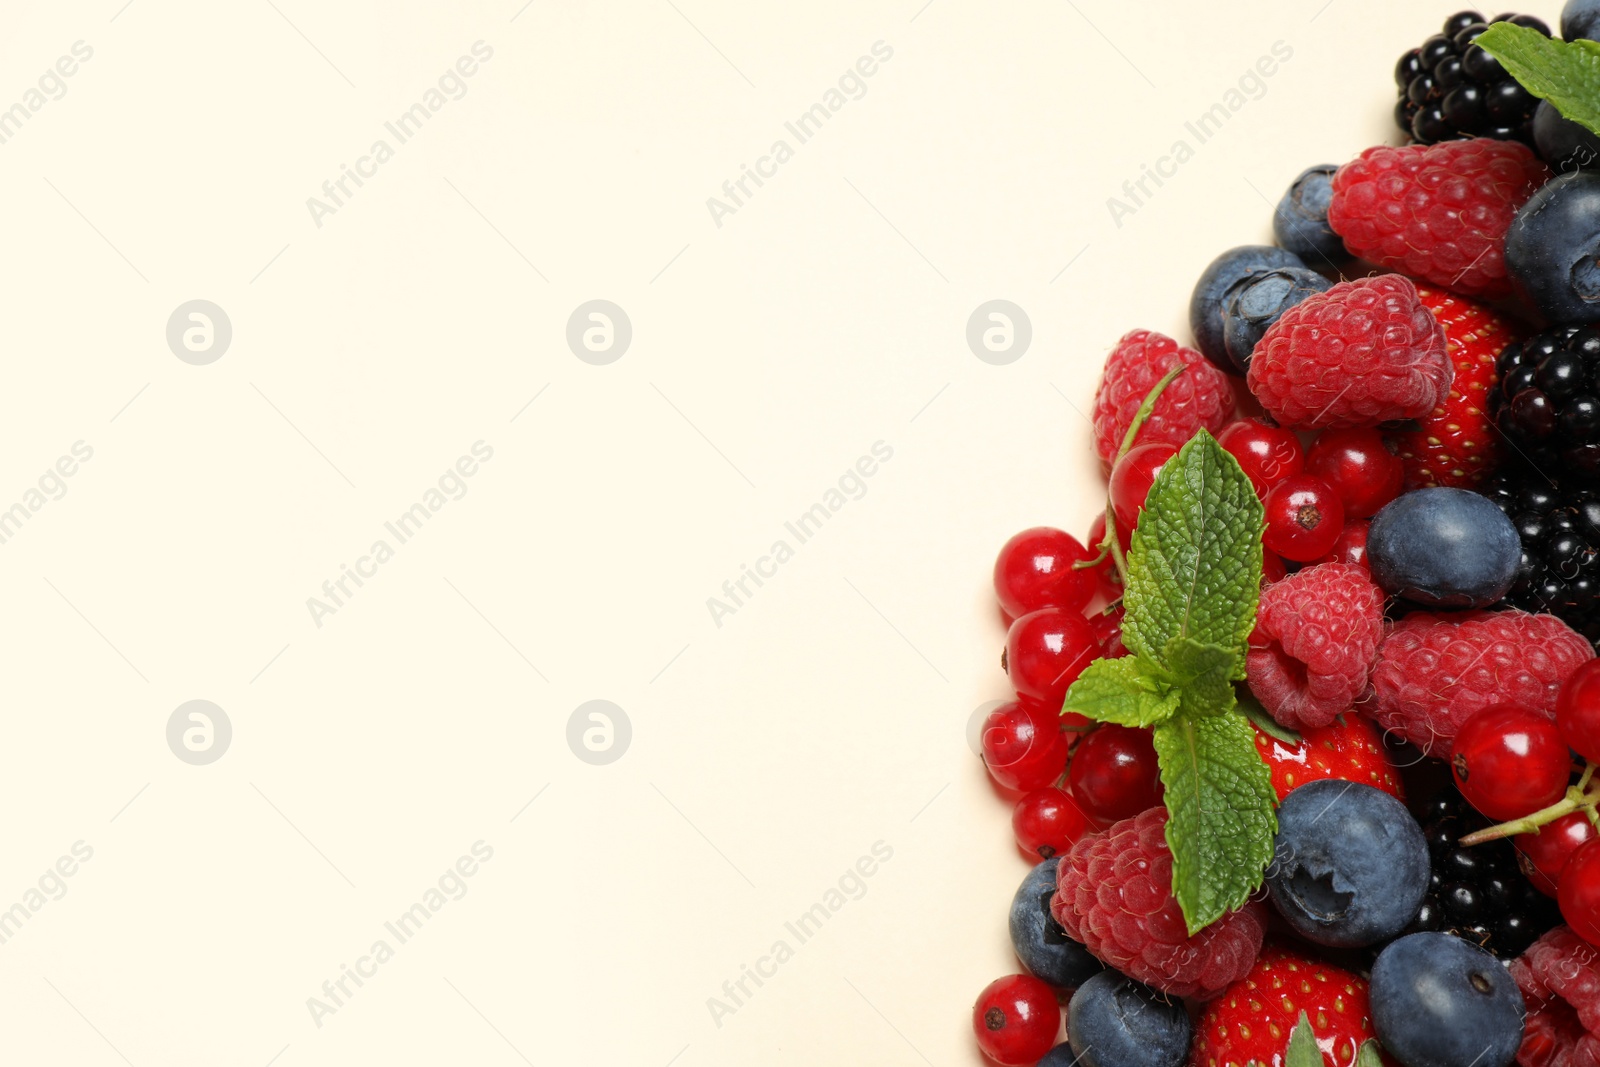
left=1387, top=287, right=1519, bottom=491
left=1193, top=943, right=1385, bottom=1067
left=1249, top=712, right=1403, bottom=803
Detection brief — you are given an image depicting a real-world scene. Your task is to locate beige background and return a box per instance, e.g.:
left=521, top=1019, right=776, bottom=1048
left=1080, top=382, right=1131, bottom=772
left=0, top=0, right=1550, bottom=1064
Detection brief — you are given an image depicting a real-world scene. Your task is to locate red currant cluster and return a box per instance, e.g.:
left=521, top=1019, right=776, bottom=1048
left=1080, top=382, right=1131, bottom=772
left=988, top=529, right=1163, bottom=861
left=1450, top=663, right=1600, bottom=945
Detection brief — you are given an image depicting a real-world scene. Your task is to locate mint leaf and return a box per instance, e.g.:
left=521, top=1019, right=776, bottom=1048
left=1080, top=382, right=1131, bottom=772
left=1478, top=24, right=1600, bottom=137
left=1153, top=711, right=1278, bottom=933
left=1062, top=656, right=1181, bottom=728
left=1123, top=432, right=1264, bottom=665
left=1163, top=637, right=1240, bottom=718
left=1285, top=1013, right=1323, bottom=1067
left=1239, top=689, right=1301, bottom=746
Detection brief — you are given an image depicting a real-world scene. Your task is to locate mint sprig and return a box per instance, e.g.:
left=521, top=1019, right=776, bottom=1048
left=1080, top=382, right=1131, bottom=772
left=1477, top=23, right=1600, bottom=137
left=1062, top=430, right=1277, bottom=933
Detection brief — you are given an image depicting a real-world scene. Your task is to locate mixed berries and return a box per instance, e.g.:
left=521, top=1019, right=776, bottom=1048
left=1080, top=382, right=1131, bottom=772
left=968, top=7, right=1600, bottom=1066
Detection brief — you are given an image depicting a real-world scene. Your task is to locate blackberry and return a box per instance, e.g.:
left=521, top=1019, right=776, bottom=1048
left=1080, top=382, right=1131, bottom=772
left=1394, top=11, right=1548, bottom=146
left=1490, top=325, right=1600, bottom=480
left=1404, top=787, right=1561, bottom=958
left=1480, top=469, right=1600, bottom=647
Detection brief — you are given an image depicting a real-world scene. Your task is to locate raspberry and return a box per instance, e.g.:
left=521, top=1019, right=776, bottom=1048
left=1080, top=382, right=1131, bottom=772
left=1368, top=609, right=1594, bottom=754
left=1389, top=287, right=1518, bottom=490
left=1327, top=139, right=1549, bottom=300
left=1050, top=806, right=1265, bottom=1000
left=1508, top=925, right=1600, bottom=1067
left=1091, top=330, right=1236, bottom=470
left=1246, top=274, right=1453, bottom=430
left=1247, top=563, right=1386, bottom=731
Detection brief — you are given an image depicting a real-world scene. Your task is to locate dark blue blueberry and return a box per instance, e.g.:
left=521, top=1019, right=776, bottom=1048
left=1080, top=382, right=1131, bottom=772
left=1370, top=932, right=1524, bottom=1067
left=1505, top=170, right=1600, bottom=324
left=1564, top=0, right=1600, bottom=42
left=1009, top=858, right=1104, bottom=990
left=1220, top=266, right=1333, bottom=373
left=1534, top=100, right=1600, bottom=174
left=1066, top=971, right=1190, bottom=1067
left=1189, top=245, right=1306, bottom=374
left=1273, top=165, right=1347, bottom=267
left=1367, top=488, right=1522, bottom=608
left=1039, top=1044, right=1081, bottom=1067
left=1266, top=780, right=1429, bottom=947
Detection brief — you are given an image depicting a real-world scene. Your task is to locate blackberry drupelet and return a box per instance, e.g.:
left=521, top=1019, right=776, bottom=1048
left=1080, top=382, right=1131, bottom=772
left=1394, top=11, right=1548, bottom=145
left=1405, top=787, right=1562, bottom=958
left=1480, top=470, right=1600, bottom=646
left=1492, top=326, right=1600, bottom=481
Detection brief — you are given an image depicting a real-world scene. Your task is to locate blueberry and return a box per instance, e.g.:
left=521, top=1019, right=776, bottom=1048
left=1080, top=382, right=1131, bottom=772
left=1189, top=245, right=1306, bottom=374
left=1272, top=166, right=1347, bottom=267
left=1039, top=1044, right=1081, bottom=1067
left=1505, top=170, right=1600, bottom=324
left=1009, top=858, right=1104, bottom=990
left=1066, top=970, right=1189, bottom=1067
left=1266, top=780, right=1430, bottom=947
left=1367, top=488, right=1522, bottom=608
left=1564, top=0, right=1600, bottom=42
left=1534, top=100, right=1600, bottom=174
left=1220, top=266, right=1333, bottom=373
left=1370, top=932, right=1524, bottom=1067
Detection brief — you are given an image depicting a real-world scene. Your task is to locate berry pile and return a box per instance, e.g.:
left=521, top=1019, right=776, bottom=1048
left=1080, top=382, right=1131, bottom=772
left=966, top=7, right=1600, bottom=1067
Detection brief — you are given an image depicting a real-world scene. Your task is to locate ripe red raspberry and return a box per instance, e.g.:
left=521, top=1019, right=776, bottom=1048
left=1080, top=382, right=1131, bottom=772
left=1091, top=329, right=1236, bottom=470
left=1508, top=925, right=1600, bottom=1067
left=1327, top=139, right=1549, bottom=300
left=1247, top=562, right=1386, bottom=732
left=1368, top=609, right=1594, bottom=755
left=1247, top=275, right=1452, bottom=430
left=1050, top=806, right=1265, bottom=1000
left=1389, top=287, right=1519, bottom=490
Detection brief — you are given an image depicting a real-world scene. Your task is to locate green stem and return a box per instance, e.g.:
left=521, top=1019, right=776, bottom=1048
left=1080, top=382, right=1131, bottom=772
left=1459, top=768, right=1600, bottom=846
left=1080, top=363, right=1187, bottom=587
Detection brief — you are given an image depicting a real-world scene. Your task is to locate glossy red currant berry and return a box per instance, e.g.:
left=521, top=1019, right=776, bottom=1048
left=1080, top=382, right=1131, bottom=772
left=1085, top=513, right=1128, bottom=601
left=980, top=700, right=1070, bottom=793
left=1013, top=786, right=1097, bottom=860
left=973, top=974, right=1061, bottom=1066
left=1068, top=724, right=1164, bottom=823
left=1304, top=428, right=1404, bottom=519
left=1263, top=475, right=1345, bottom=562
left=1262, top=549, right=1288, bottom=585
left=1005, top=608, right=1099, bottom=710
left=994, top=527, right=1097, bottom=619
left=1557, top=660, right=1600, bottom=764
left=1109, top=443, right=1179, bottom=531
left=1218, top=418, right=1305, bottom=496
left=1517, top=811, right=1598, bottom=897
left=1559, top=837, right=1600, bottom=947
left=1310, top=519, right=1370, bottom=569
left=1088, top=605, right=1127, bottom=660
left=1451, top=703, right=1571, bottom=822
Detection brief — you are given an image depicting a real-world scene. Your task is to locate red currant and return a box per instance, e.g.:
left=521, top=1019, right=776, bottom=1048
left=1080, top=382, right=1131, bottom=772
left=1005, top=608, right=1099, bottom=710
left=1517, top=810, right=1598, bottom=897
left=1263, top=475, right=1345, bottom=562
left=1013, top=786, right=1097, bottom=859
left=1304, top=428, right=1404, bottom=519
left=1450, top=703, right=1571, bottom=822
left=1088, top=605, right=1127, bottom=660
left=972, top=974, right=1061, bottom=1066
left=1262, top=549, right=1288, bottom=585
left=994, top=527, right=1097, bottom=619
left=1557, top=660, right=1600, bottom=764
left=1068, top=724, right=1164, bottom=823
left=980, top=699, right=1070, bottom=793
left=1218, top=418, right=1305, bottom=496
left=1310, top=519, right=1370, bottom=569
left=1085, top=513, right=1128, bottom=601
left=1559, top=836, right=1600, bottom=948
left=1109, top=443, right=1179, bottom=531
